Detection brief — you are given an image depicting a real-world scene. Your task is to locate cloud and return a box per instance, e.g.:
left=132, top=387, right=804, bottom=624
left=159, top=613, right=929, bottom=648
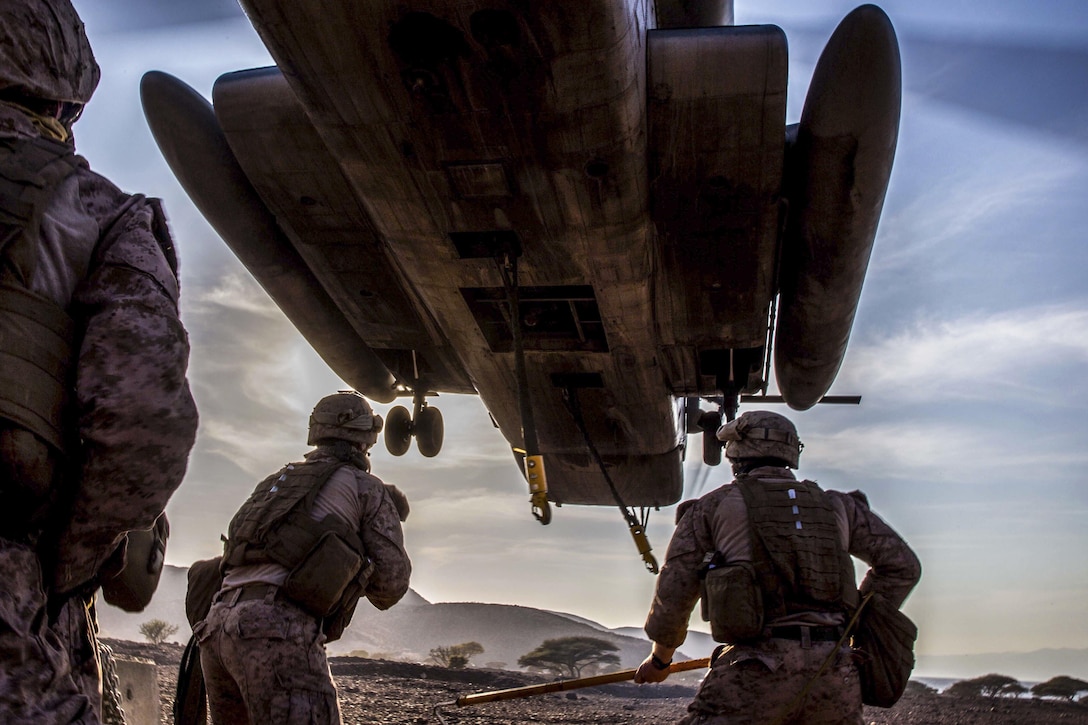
left=840, top=302, right=1088, bottom=404
left=874, top=107, right=1085, bottom=274
left=194, top=271, right=286, bottom=318
left=183, top=270, right=346, bottom=474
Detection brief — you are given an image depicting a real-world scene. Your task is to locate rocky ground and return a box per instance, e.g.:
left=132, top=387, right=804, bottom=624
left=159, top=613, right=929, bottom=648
left=105, top=640, right=1088, bottom=724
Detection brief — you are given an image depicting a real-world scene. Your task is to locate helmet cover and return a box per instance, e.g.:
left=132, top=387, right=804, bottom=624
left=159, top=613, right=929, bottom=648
left=716, top=410, right=802, bottom=468
left=0, top=0, right=100, bottom=104
left=307, top=390, right=384, bottom=447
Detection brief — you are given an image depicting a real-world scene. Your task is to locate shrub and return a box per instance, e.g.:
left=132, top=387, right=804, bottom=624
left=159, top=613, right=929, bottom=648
left=945, top=674, right=1022, bottom=698
left=429, top=641, right=485, bottom=668
left=138, top=619, right=178, bottom=645
left=1031, top=676, right=1088, bottom=701
left=517, top=636, right=621, bottom=678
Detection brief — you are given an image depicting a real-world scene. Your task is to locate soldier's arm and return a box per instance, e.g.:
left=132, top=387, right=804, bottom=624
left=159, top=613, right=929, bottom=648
left=54, top=190, right=197, bottom=593
left=357, top=475, right=412, bottom=610
left=836, top=490, right=921, bottom=608
left=644, top=503, right=706, bottom=650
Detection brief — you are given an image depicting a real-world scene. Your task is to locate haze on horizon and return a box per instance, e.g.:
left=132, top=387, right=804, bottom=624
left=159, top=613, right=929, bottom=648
left=71, top=0, right=1088, bottom=664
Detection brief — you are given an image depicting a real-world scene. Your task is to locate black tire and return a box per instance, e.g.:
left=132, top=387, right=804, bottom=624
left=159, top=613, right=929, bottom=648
left=414, top=406, right=444, bottom=458
left=384, top=405, right=412, bottom=456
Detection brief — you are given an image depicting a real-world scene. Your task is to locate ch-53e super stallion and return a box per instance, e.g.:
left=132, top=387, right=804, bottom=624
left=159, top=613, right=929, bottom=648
left=141, top=0, right=900, bottom=572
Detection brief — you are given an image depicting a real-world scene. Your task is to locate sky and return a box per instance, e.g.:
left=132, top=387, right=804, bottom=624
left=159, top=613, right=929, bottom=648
left=69, top=0, right=1088, bottom=661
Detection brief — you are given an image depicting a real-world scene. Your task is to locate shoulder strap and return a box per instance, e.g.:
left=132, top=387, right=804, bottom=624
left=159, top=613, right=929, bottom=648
left=733, top=475, right=789, bottom=618
left=173, top=633, right=208, bottom=725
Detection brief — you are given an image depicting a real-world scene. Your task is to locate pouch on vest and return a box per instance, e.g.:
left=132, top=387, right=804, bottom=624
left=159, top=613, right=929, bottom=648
left=702, top=562, right=764, bottom=643
left=321, top=557, right=375, bottom=643
left=281, top=530, right=367, bottom=618
left=101, top=514, right=169, bottom=612
left=185, top=556, right=224, bottom=628
left=852, top=591, right=918, bottom=707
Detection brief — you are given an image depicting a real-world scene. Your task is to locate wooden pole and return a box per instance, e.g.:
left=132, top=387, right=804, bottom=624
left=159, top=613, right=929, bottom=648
left=453, top=657, right=710, bottom=707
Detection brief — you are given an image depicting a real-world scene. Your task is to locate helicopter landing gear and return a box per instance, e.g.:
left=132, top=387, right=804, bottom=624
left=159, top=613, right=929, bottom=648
left=699, top=410, right=722, bottom=466
left=384, top=387, right=443, bottom=457
left=414, top=405, right=443, bottom=458
left=693, top=392, right=741, bottom=466
left=385, top=405, right=412, bottom=456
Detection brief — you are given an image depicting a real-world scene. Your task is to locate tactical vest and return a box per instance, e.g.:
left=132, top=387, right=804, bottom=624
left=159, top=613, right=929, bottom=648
left=0, top=135, right=84, bottom=454
left=734, top=474, right=858, bottom=619
left=222, top=455, right=371, bottom=630
left=0, top=136, right=84, bottom=540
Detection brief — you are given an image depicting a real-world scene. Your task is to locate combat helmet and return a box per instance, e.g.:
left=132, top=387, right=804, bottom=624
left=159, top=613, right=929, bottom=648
left=307, top=390, right=384, bottom=447
left=0, top=0, right=100, bottom=106
left=716, top=410, right=802, bottom=468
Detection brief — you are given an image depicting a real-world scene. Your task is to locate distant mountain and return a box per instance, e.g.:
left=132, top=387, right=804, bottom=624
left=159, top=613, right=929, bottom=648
left=916, top=649, right=1088, bottom=683
left=96, top=565, right=686, bottom=669
left=97, top=565, right=1088, bottom=683
left=611, top=625, right=718, bottom=662
left=335, top=599, right=662, bottom=668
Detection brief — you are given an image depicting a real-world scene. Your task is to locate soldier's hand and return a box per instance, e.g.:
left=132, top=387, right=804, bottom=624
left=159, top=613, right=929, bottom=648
left=384, top=484, right=410, bottom=522
left=634, top=655, right=671, bottom=684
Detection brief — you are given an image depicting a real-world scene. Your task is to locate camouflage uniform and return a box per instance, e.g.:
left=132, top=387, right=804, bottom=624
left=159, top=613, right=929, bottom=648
left=638, top=413, right=920, bottom=725
left=198, top=444, right=411, bottom=725
left=0, top=2, right=199, bottom=721
left=635, top=409, right=918, bottom=718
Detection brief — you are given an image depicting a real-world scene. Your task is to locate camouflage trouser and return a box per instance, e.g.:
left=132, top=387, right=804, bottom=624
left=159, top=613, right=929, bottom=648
left=0, top=538, right=99, bottom=724
left=678, top=637, right=863, bottom=725
left=196, top=590, right=341, bottom=725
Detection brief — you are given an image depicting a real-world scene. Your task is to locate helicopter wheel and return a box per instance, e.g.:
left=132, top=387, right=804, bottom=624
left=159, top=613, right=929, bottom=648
left=414, top=406, right=444, bottom=458
left=384, top=405, right=412, bottom=456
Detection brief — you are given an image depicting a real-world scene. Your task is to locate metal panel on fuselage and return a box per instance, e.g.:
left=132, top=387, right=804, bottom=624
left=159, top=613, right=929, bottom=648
left=237, top=0, right=683, bottom=505
left=648, top=25, right=787, bottom=396
left=213, top=67, right=475, bottom=394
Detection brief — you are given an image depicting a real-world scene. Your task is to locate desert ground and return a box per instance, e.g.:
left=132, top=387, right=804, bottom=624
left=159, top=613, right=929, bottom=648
left=106, top=640, right=1088, bottom=725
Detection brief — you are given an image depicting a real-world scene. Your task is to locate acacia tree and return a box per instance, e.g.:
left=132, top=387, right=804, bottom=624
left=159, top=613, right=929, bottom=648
left=517, top=636, right=621, bottom=678
left=138, top=618, right=178, bottom=644
left=1031, top=676, right=1088, bottom=701
left=429, top=641, right=484, bottom=669
left=904, top=681, right=937, bottom=696
left=945, top=673, right=1023, bottom=698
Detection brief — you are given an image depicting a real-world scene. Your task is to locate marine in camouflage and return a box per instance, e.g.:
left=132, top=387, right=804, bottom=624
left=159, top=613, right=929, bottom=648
left=198, top=395, right=410, bottom=724
left=0, top=1, right=198, bottom=721
left=199, top=593, right=341, bottom=725
left=679, top=638, right=862, bottom=725
left=0, top=542, right=95, bottom=723
left=635, top=412, right=920, bottom=725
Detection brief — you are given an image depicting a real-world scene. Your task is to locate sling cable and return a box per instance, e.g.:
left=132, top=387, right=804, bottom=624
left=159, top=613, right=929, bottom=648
left=498, top=252, right=550, bottom=525
left=562, top=385, right=659, bottom=574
